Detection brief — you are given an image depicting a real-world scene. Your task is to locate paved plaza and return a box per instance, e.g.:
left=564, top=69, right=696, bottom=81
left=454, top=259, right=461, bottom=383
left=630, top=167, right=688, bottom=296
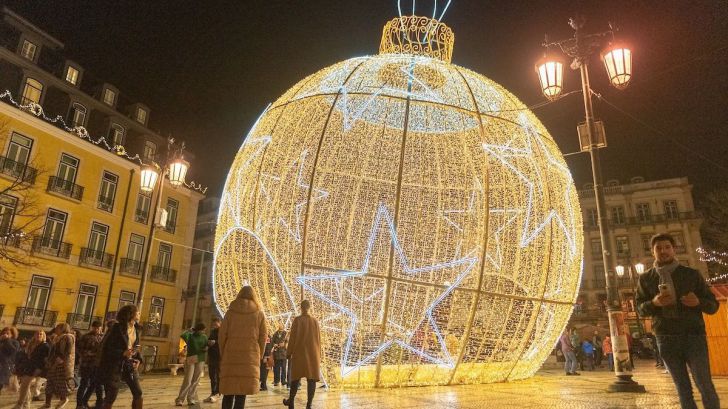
left=1, top=361, right=726, bottom=408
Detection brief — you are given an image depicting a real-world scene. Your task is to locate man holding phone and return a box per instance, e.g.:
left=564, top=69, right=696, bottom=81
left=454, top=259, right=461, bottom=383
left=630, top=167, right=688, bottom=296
left=636, top=233, right=719, bottom=409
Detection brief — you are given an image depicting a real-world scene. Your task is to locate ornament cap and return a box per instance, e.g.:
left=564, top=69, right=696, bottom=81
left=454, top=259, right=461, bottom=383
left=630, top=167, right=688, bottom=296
left=379, top=16, right=454, bottom=63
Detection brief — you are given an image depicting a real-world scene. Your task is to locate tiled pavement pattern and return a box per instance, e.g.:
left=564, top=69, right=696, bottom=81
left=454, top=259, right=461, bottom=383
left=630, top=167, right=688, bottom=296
left=1, top=362, right=726, bottom=408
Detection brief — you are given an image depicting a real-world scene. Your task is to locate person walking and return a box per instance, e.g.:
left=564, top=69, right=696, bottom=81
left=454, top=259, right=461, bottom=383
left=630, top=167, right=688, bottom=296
left=14, top=330, right=50, bottom=409
left=559, top=328, right=579, bottom=376
left=44, top=323, right=75, bottom=409
left=636, top=233, right=720, bottom=409
left=98, top=305, right=143, bottom=409
left=0, top=326, right=20, bottom=393
left=272, top=340, right=288, bottom=388
left=592, top=330, right=603, bottom=368
left=581, top=340, right=595, bottom=371
left=260, top=335, right=273, bottom=391
left=283, top=300, right=321, bottom=409
left=603, top=336, right=613, bottom=372
left=175, top=323, right=208, bottom=406
left=76, top=321, right=104, bottom=409
left=204, top=317, right=222, bottom=403
left=219, top=285, right=267, bottom=409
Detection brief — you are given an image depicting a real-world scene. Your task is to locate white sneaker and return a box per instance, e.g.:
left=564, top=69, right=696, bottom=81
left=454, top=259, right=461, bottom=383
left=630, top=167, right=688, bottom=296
left=203, top=394, right=220, bottom=403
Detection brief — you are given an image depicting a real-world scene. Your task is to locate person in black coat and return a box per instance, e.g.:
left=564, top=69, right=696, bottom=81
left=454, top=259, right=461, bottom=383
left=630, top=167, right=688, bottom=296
left=15, top=329, right=50, bottom=409
left=99, top=304, right=143, bottom=409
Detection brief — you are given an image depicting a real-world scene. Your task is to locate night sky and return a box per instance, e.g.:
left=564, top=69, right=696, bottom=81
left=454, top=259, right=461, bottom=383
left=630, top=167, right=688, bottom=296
left=4, top=1, right=727, bottom=200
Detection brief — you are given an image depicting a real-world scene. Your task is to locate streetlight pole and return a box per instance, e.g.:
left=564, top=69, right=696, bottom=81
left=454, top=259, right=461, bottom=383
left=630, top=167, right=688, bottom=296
left=136, top=138, right=190, bottom=314
left=536, top=16, right=644, bottom=392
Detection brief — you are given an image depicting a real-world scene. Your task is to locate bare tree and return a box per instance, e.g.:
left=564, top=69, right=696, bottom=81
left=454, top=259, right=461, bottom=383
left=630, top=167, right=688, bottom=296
left=699, top=186, right=728, bottom=277
left=0, top=120, right=46, bottom=284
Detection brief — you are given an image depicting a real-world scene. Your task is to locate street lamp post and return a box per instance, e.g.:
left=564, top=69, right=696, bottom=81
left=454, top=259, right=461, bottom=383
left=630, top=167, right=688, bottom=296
left=136, top=138, right=190, bottom=313
left=617, top=262, right=646, bottom=334
left=535, top=16, right=644, bottom=392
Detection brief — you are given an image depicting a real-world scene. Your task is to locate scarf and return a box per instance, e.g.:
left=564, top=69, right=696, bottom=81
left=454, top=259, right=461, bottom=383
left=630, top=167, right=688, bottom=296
left=654, top=259, right=679, bottom=318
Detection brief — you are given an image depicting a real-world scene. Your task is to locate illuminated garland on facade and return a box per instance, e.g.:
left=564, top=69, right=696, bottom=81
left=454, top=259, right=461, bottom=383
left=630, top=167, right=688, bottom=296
left=0, top=90, right=208, bottom=194
left=214, top=15, right=583, bottom=388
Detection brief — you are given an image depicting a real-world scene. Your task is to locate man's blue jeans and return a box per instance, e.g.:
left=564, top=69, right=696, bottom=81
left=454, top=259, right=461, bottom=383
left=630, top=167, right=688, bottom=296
left=563, top=350, right=578, bottom=374
left=657, top=334, right=720, bottom=409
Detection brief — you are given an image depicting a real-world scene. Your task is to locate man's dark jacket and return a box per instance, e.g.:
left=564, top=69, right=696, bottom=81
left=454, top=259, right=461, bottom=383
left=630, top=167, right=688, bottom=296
left=636, top=264, right=718, bottom=336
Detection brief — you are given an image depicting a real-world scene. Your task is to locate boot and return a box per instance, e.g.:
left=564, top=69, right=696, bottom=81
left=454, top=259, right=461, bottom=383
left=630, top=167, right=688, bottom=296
left=131, top=397, right=143, bottom=409
left=282, top=398, right=293, bottom=408
left=100, top=402, right=113, bottom=409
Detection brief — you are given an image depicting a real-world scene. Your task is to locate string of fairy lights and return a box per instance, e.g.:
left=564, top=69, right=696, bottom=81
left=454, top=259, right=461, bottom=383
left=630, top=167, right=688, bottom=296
left=0, top=90, right=207, bottom=194
left=213, top=12, right=583, bottom=389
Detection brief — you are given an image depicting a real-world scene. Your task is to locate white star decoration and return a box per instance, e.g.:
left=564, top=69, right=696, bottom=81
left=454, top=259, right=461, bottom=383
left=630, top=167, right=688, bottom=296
left=299, top=203, right=478, bottom=377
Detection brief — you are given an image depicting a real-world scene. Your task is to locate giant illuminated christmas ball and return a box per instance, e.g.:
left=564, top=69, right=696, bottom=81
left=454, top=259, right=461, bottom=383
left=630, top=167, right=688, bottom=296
left=214, top=15, right=583, bottom=388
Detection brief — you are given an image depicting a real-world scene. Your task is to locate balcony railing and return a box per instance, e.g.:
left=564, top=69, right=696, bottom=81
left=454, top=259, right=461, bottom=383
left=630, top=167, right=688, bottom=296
left=47, top=176, right=84, bottom=200
left=584, top=211, right=703, bottom=230
left=135, top=209, right=149, bottom=224
left=66, top=313, right=103, bottom=331
left=151, top=265, right=177, bottom=283
left=0, top=233, right=22, bottom=248
left=14, top=307, right=58, bottom=327
left=0, top=156, right=37, bottom=184
left=163, top=222, right=176, bottom=234
left=31, top=235, right=72, bottom=259
left=120, top=258, right=143, bottom=275
left=142, top=322, right=170, bottom=338
left=97, top=196, right=114, bottom=212
left=79, top=247, right=114, bottom=269
left=0, top=304, right=4, bottom=319
left=592, top=279, right=607, bottom=289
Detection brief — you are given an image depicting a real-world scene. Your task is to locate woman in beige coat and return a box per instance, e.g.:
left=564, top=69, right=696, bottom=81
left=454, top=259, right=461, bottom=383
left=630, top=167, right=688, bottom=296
left=283, top=300, right=321, bottom=409
left=219, top=286, right=267, bottom=409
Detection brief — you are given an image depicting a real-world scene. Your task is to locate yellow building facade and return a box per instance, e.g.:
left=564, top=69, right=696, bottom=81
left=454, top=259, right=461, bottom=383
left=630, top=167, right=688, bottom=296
left=0, top=7, right=204, bottom=365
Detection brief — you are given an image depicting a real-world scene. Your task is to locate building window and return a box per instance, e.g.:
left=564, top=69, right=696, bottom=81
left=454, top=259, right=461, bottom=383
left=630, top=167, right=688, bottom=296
left=87, top=222, right=109, bottom=255
left=26, top=275, right=52, bottom=311
left=636, top=203, right=651, bottom=223
left=65, top=66, right=79, bottom=85
left=593, top=264, right=606, bottom=289
left=143, top=141, right=156, bottom=161
left=671, top=231, right=686, bottom=253
left=641, top=234, right=653, bottom=255
left=109, top=124, right=125, bottom=146
left=20, top=40, right=37, bottom=61
left=611, top=206, right=625, bottom=225
left=57, top=153, right=79, bottom=184
left=149, top=296, right=165, bottom=325
left=136, top=108, right=147, bottom=124
left=586, top=208, right=598, bottom=227
left=164, top=198, right=179, bottom=233
left=590, top=238, right=602, bottom=257
left=73, top=284, right=97, bottom=318
left=664, top=200, right=679, bottom=220
left=98, top=171, right=118, bottom=212
left=21, top=78, right=43, bottom=105
left=118, top=290, right=136, bottom=309
left=135, top=191, right=151, bottom=223
left=127, top=233, right=145, bottom=262
left=6, top=132, right=33, bottom=166
left=69, top=103, right=87, bottom=127
left=0, top=195, right=17, bottom=236
left=615, top=236, right=630, bottom=257
left=42, top=209, right=67, bottom=246
left=103, top=88, right=116, bottom=106
left=157, top=243, right=172, bottom=269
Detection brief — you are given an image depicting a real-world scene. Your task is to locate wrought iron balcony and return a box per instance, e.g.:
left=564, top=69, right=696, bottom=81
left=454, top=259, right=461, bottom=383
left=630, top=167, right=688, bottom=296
left=31, top=235, right=72, bottom=259
left=79, top=247, right=114, bottom=269
left=14, top=307, right=58, bottom=327
left=135, top=209, right=149, bottom=224
left=97, top=196, right=114, bottom=212
left=120, top=258, right=143, bottom=275
left=47, top=176, right=84, bottom=200
left=163, top=222, right=176, bottom=234
left=66, top=313, right=103, bottom=331
left=141, top=322, right=170, bottom=338
left=151, top=265, right=177, bottom=283
left=0, top=155, right=37, bottom=184
left=0, top=304, right=4, bottom=319
left=0, top=232, right=22, bottom=248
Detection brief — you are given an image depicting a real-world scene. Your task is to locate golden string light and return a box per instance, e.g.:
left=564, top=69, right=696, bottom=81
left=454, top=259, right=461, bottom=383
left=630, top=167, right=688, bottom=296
left=214, top=15, right=583, bottom=388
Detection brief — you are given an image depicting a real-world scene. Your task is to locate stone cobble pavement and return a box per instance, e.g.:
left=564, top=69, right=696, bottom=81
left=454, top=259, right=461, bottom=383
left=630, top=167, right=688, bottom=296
left=1, top=361, right=726, bottom=408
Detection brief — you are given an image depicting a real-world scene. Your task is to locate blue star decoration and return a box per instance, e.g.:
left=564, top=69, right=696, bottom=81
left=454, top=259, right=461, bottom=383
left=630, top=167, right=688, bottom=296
left=298, top=202, right=478, bottom=377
